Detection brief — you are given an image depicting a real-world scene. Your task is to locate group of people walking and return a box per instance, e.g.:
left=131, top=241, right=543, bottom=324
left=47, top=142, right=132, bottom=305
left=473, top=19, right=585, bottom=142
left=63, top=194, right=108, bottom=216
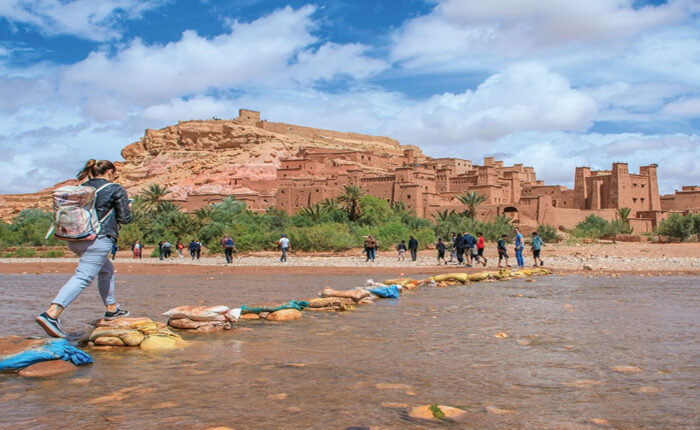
left=400, top=228, right=544, bottom=268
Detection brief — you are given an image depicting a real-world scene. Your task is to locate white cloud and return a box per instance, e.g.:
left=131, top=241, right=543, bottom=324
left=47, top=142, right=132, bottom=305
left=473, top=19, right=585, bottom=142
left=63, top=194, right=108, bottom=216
left=391, top=0, right=694, bottom=69
left=0, top=0, right=167, bottom=41
left=384, top=62, right=597, bottom=146
left=662, top=97, right=700, bottom=116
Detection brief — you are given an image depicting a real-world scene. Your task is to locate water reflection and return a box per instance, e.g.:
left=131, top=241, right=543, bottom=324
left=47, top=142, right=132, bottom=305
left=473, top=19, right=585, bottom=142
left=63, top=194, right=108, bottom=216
left=0, top=273, right=698, bottom=429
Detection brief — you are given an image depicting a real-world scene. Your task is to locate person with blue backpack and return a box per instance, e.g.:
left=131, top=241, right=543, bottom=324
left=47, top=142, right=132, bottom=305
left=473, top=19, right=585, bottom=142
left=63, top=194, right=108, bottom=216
left=36, top=159, right=133, bottom=338
left=222, top=234, right=236, bottom=264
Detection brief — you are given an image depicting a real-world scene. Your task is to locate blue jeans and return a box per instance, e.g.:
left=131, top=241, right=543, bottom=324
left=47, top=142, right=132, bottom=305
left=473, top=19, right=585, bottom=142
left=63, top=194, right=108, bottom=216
left=367, top=247, right=375, bottom=261
left=53, top=236, right=116, bottom=308
left=280, top=247, right=288, bottom=261
left=515, top=247, right=524, bottom=267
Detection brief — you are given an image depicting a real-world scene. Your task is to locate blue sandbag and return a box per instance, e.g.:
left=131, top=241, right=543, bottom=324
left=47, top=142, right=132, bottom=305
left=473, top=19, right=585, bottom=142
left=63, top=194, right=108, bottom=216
left=369, top=285, right=400, bottom=298
left=0, top=338, right=93, bottom=371
left=241, top=300, right=310, bottom=314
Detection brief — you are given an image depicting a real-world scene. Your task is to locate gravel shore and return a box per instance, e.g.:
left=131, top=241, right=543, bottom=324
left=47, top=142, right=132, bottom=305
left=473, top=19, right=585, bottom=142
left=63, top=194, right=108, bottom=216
left=1, top=242, right=698, bottom=275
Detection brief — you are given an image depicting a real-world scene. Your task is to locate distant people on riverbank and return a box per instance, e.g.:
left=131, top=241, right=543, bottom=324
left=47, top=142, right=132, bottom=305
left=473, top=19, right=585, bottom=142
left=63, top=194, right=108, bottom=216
left=531, top=232, right=544, bottom=267
left=36, top=159, right=132, bottom=338
left=188, top=239, right=198, bottom=260
left=222, top=235, right=235, bottom=264
left=278, top=234, right=290, bottom=262
left=476, top=232, right=487, bottom=267
left=176, top=240, right=184, bottom=259
left=408, top=235, right=418, bottom=261
left=462, top=231, right=476, bottom=267
left=195, top=239, right=202, bottom=259
left=436, top=238, right=447, bottom=265
left=396, top=240, right=407, bottom=261
left=448, top=232, right=457, bottom=263
left=161, top=241, right=172, bottom=260
left=497, top=234, right=511, bottom=268
left=157, top=241, right=163, bottom=260
left=131, top=240, right=142, bottom=259
left=514, top=228, right=524, bottom=268
left=455, top=232, right=464, bottom=264
left=364, top=235, right=377, bottom=262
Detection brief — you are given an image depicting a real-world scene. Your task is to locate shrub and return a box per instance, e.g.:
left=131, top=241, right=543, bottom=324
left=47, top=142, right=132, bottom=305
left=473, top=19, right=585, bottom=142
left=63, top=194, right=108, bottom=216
left=570, top=215, right=609, bottom=239
left=288, top=223, right=354, bottom=251
left=537, top=224, right=560, bottom=243
left=656, top=213, right=699, bottom=241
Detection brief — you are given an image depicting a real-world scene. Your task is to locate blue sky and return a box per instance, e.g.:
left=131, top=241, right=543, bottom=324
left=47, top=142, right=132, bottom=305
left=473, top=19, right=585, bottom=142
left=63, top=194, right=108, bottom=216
left=0, top=0, right=698, bottom=195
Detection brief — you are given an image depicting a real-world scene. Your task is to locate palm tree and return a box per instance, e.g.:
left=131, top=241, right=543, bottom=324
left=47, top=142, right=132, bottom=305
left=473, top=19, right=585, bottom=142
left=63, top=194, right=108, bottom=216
left=432, top=209, right=457, bottom=223
left=139, top=184, right=172, bottom=215
left=336, top=185, right=366, bottom=222
left=319, top=198, right=339, bottom=211
left=616, top=206, right=633, bottom=234
left=456, top=191, right=487, bottom=219
left=616, top=207, right=631, bottom=223
left=194, top=206, right=214, bottom=224
left=299, top=203, right=326, bottom=223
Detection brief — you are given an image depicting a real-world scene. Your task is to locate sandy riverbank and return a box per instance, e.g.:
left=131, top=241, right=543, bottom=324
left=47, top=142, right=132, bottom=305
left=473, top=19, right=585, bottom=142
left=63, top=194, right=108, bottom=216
left=0, top=242, right=698, bottom=276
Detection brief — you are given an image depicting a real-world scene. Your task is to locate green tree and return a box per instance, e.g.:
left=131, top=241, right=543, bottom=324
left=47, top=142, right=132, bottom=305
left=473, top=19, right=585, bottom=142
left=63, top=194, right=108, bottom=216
left=616, top=207, right=633, bottom=233
left=336, top=185, right=366, bottom=222
left=456, top=191, right=487, bottom=219
left=656, top=213, right=698, bottom=241
left=297, top=203, right=327, bottom=224
left=138, top=184, right=172, bottom=216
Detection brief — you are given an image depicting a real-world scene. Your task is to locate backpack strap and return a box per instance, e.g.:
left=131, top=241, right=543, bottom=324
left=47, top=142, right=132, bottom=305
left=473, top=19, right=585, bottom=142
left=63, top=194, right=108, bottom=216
left=95, top=182, right=116, bottom=224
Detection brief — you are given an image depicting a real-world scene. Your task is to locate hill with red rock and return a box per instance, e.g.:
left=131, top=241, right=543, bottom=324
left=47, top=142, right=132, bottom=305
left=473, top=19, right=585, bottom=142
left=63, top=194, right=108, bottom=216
left=0, top=109, right=421, bottom=220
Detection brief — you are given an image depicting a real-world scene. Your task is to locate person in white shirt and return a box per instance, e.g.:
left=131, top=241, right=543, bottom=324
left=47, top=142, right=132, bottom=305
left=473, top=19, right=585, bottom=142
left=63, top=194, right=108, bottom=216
left=278, top=234, right=290, bottom=262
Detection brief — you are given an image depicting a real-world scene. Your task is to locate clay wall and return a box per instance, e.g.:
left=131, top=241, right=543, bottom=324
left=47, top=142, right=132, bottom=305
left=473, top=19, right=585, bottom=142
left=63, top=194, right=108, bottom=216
left=660, top=187, right=700, bottom=212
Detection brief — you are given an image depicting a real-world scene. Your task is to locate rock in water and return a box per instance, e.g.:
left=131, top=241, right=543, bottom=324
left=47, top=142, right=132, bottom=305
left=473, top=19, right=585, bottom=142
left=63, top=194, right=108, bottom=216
left=19, top=360, right=77, bottom=378
left=408, top=405, right=467, bottom=422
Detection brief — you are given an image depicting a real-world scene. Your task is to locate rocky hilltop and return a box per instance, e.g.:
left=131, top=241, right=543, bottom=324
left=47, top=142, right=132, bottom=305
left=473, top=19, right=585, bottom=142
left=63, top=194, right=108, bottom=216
left=0, top=109, right=420, bottom=220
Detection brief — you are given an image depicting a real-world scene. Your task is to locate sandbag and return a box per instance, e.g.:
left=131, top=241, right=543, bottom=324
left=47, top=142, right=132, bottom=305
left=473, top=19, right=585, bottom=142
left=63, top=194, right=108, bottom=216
left=140, top=336, right=181, bottom=351
left=266, top=309, right=302, bottom=321
left=320, top=287, right=370, bottom=302
left=357, top=295, right=377, bottom=305
left=468, top=272, right=492, bottom=282
left=89, top=327, right=140, bottom=341
left=307, top=297, right=355, bottom=308
left=432, top=273, right=469, bottom=283
left=383, top=278, right=416, bottom=287
left=190, top=324, right=229, bottom=333
left=369, top=285, right=400, bottom=298
left=0, top=337, right=92, bottom=371
left=93, top=317, right=153, bottom=328
left=168, top=318, right=218, bottom=329
left=93, top=336, right=125, bottom=346
left=162, top=306, right=230, bottom=321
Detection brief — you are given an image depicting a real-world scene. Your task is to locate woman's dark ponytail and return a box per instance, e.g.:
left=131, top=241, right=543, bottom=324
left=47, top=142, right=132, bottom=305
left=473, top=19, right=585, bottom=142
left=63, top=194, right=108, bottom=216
left=77, top=159, right=116, bottom=180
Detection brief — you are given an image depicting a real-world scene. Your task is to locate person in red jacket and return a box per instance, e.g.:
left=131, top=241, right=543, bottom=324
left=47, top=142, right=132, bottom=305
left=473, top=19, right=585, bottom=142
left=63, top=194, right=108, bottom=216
left=476, top=232, right=488, bottom=267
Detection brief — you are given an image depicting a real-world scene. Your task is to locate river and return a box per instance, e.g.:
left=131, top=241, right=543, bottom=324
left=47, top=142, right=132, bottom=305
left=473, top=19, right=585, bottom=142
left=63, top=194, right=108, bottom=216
left=1, top=273, right=698, bottom=429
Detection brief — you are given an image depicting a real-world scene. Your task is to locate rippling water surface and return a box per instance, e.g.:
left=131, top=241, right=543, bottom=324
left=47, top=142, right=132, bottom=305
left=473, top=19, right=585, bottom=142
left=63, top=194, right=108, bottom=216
left=1, top=273, right=698, bottom=429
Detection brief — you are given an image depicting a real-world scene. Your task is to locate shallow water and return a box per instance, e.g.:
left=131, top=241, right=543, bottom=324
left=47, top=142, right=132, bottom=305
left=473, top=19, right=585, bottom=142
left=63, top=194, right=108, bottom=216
left=1, top=273, right=698, bottom=429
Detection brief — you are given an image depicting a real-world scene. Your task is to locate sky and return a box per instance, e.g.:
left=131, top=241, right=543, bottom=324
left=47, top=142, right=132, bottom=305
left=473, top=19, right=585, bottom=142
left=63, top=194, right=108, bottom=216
left=0, top=0, right=699, bottom=195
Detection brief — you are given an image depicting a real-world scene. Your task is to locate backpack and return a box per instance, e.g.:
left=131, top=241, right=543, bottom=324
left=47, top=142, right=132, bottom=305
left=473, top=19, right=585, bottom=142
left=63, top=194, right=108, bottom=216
left=45, top=183, right=114, bottom=241
left=225, top=238, right=234, bottom=248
